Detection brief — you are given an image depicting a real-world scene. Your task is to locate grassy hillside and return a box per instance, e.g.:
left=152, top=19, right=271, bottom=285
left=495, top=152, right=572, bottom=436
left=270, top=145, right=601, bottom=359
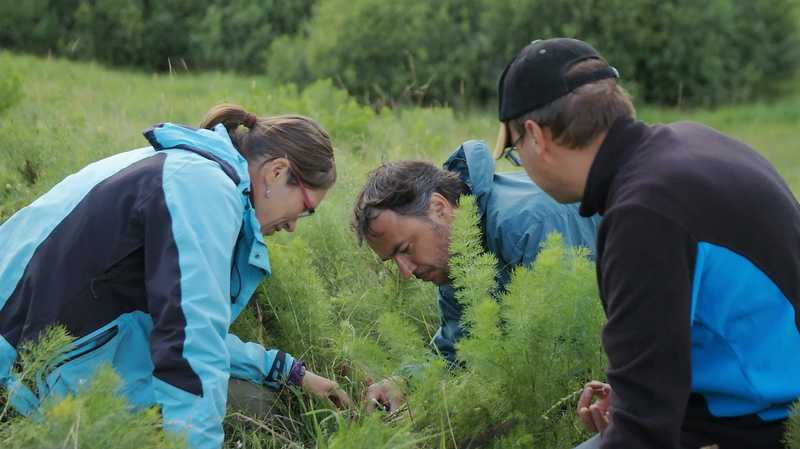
left=1, top=52, right=799, bottom=449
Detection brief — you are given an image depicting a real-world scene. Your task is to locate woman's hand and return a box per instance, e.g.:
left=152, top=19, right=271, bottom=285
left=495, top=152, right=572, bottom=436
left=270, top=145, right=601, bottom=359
left=577, top=381, right=612, bottom=433
left=301, top=370, right=352, bottom=409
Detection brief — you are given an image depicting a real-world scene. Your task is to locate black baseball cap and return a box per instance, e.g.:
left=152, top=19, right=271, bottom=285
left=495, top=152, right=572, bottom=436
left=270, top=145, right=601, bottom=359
left=494, top=38, right=619, bottom=158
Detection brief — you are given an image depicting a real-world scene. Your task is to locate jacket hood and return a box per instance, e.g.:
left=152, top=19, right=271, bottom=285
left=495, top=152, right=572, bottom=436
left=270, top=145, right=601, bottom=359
left=143, top=123, right=250, bottom=192
left=442, top=140, right=496, bottom=212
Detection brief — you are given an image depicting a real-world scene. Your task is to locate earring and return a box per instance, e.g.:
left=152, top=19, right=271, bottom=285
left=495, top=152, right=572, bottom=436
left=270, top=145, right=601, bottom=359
left=264, top=184, right=272, bottom=199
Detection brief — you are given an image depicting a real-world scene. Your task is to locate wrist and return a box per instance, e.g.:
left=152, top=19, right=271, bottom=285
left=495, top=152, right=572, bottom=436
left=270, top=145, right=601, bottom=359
left=287, top=359, right=306, bottom=387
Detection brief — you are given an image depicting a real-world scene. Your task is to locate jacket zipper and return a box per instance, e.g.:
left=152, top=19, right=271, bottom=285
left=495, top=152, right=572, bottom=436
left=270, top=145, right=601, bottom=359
left=51, top=325, right=119, bottom=370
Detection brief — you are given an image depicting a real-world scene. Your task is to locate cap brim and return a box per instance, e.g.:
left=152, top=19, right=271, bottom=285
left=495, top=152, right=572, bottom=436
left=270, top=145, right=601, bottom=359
left=493, top=122, right=510, bottom=160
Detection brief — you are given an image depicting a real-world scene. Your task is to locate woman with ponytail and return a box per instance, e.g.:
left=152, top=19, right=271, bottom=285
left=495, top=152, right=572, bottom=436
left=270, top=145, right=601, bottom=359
left=0, top=104, right=349, bottom=449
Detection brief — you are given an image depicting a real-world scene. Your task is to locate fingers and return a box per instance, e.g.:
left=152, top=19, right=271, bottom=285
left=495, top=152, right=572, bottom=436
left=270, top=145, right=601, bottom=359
left=578, top=384, right=596, bottom=410
left=578, top=405, right=598, bottom=433
left=365, top=383, right=391, bottom=413
left=577, top=381, right=612, bottom=433
left=590, top=403, right=610, bottom=432
left=388, top=393, right=404, bottom=412
left=329, top=387, right=352, bottom=409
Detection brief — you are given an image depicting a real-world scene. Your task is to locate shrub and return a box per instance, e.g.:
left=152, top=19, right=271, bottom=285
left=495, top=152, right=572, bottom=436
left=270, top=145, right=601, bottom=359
left=0, top=325, right=185, bottom=449
left=1, top=366, right=186, bottom=449
left=268, top=0, right=486, bottom=108
left=281, top=0, right=798, bottom=107
left=190, top=0, right=314, bottom=73
left=479, top=0, right=800, bottom=106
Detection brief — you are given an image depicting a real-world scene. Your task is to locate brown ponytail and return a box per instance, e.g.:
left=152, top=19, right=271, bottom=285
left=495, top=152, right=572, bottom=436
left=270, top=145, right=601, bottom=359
left=199, top=103, right=336, bottom=190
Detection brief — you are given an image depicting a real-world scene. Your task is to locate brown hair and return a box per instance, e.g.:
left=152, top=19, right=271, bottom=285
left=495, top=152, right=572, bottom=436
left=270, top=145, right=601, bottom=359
left=511, top=59, right=635, bottom=149
left=352, top=161, right=465, bottom=244
left=199, top=104, right=336, bottom=189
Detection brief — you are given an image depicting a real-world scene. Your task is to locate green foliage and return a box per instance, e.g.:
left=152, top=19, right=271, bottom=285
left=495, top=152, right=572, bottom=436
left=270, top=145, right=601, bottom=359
left=0, top=0, right=313, bottom=72
left=482, top=0, right=800, bottom=106
left=1, top=365, right=186, bottom=449
left=431, top=196, right=606, bottom=447
left=238, top=238, right=337, bottom=366
left=4, top=0, right=796, bottom=106
left=267, top=0, right=484, bottom=108
left=322, top=413, right=425, bottom=449
left=190, top=0, right=314, bottom=73
left=0, top=325, right=73, bottom=421
left=278, top=0, right=799, bottom=107
left=2, top=53, right=800, bottom=448
left=0, top=68, right=22, bottom=117
left=787, top=401, right=800, bottom=449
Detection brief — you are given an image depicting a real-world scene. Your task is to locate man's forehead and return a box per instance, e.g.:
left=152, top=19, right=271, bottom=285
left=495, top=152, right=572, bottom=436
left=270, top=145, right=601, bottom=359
left=365, top=210, right=418, bottom=256
left=366, top=210, right=401, bottom=246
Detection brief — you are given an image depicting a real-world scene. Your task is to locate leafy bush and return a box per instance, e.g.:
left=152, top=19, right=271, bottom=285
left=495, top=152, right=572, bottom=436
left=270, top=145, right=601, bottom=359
left=0, top=0, right=313, bottom=72
left=267, top=0, right=485, bottom=108
left=280, top=0, right=798, bottom=107
left=1, top=366, right=186, bottom=449
left=482, top=0, right=800, bottom=106
left=231, top=195, right=605, bottom=448
left=0, top=326, right=185, bottom=449
left=2, top=0, right=797, bottom=106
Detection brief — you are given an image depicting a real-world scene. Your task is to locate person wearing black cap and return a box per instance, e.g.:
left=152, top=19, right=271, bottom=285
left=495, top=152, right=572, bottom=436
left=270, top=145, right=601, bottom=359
left=496, top=37, right=800, bottom=449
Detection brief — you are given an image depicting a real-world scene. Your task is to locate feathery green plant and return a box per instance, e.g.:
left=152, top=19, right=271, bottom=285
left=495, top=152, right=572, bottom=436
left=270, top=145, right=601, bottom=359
left=1, top=365, right=185, bottom=449
left=787, top=401, right=800, bottom=449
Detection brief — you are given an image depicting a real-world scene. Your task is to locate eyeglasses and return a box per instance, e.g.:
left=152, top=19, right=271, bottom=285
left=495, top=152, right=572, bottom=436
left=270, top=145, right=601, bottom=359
left=500, top=128, right=525, bottom=167
left=289, top=165, right=315, bottom=218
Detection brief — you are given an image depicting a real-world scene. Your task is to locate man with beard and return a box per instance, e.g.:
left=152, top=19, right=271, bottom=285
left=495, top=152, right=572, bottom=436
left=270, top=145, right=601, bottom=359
left=352, top=141, right=600, bottom=411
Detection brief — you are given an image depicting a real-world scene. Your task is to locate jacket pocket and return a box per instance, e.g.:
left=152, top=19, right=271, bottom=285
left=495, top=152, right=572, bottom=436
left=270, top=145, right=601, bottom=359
left=51, top=325, right=119, bottom=371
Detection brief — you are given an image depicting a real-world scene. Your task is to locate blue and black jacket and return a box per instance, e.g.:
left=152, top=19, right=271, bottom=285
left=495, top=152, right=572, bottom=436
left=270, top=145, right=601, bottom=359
left=582, top=118, right=800, bottom=448
left=0, top=124, right=296, bottom=449
left=432, top=140, right=601, bottom=362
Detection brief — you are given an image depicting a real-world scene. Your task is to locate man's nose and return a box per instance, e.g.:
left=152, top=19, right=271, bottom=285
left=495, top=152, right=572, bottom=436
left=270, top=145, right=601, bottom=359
left=393, top=255, right=416, bottom=280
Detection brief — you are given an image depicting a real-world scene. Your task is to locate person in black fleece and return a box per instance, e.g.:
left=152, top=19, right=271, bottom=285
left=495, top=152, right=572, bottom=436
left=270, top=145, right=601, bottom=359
left=494, top=37, right=800, bottom=449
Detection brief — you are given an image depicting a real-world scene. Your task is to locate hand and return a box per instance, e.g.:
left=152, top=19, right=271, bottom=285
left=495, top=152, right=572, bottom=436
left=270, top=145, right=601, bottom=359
left=365, top=377, right=405, bottom=413
left=577, top=381, right=612, bottom=433
left=301, top=370, right=353, bottom=409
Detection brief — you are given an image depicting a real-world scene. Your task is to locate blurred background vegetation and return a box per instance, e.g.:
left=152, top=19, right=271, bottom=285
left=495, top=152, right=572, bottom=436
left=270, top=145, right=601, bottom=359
left=1, top=1, right=800, bottom=447
left=1, top=0, right=799, bottom=108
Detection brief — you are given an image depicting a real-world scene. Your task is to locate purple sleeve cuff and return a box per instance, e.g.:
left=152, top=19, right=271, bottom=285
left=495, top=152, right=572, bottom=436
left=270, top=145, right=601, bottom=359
left=287, top=359, right=306, bottom=386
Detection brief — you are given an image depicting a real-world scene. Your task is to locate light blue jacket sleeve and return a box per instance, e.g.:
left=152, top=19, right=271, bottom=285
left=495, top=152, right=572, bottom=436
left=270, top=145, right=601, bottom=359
left=144, top=156, right=242, bottom=449
left=226, top=334, right=295, bottom=389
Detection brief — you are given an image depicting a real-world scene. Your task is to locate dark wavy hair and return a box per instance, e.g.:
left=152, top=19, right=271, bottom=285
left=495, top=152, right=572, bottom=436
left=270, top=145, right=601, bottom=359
left=352, top=160, right=465, bottom=244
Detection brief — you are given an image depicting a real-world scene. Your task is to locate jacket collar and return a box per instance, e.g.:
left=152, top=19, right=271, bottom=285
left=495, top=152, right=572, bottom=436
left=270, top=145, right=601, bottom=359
left=143, top=123, right=251, bottom=193
left=143, top=122, right=269, bottom=269
left=579, top=118, right=650, bottom=217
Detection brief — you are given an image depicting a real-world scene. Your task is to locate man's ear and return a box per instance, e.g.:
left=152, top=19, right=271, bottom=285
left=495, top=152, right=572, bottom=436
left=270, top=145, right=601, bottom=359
left=427, top=192, right=455, bottom=224
left=524, top=119, right=554, bottom=160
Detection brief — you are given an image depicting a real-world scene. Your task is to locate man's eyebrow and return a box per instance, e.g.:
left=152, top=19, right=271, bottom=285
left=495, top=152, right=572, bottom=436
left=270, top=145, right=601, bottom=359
left=380, top=242, right=403, bottom=262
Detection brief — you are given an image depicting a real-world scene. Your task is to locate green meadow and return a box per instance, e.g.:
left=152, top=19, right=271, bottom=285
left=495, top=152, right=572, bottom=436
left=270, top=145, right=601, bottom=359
left=1, top=52, right=799, bottom=448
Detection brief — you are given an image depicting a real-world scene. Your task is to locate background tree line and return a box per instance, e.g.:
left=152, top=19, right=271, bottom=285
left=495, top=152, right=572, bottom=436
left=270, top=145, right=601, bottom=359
left=1, top=0, right=798, bottom=108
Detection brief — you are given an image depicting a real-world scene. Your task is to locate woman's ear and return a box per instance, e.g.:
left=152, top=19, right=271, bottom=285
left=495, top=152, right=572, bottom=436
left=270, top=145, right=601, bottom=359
left=263, top=157, right=290, bottom=183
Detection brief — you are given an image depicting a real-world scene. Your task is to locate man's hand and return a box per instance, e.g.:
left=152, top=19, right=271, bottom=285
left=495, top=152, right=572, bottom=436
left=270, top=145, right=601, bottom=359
left=365, top=377, right=405, bottom=413
left=301, top=370, right=353, bottom=409
left=577, top=381, right=612, bottom=433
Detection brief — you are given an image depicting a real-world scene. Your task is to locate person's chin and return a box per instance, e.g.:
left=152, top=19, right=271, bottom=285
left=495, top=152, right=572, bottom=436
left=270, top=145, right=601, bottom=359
left=430, top=271, right=451, bottom=286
